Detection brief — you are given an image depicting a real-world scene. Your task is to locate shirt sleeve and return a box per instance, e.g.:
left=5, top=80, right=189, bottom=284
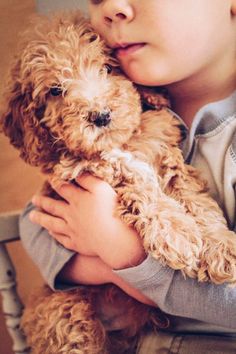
left=19, top=201, right=76, bottom=290
left=113, top=255, right=236, bottom=330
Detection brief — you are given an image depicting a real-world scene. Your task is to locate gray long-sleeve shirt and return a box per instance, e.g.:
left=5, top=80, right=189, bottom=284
left=20, top=90, right=236, bottom=332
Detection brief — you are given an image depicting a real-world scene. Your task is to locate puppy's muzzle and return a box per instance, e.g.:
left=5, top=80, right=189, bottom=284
left=88, top=110, right=111, bottom=127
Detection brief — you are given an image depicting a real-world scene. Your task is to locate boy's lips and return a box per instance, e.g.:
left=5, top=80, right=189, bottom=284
left=114, top=43, right=146, bottom=57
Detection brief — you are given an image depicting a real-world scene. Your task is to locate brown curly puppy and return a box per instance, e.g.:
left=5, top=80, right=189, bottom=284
left=1, top=11, right=236, bottom=354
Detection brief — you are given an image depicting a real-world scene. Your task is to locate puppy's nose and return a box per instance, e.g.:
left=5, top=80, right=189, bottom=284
left=89, top=110, right=111, bottom=127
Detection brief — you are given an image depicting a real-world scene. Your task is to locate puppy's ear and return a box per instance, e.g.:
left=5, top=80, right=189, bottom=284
left=0, top=60, right=26, bottom=150
left=0, top=59, right=60, bottom=173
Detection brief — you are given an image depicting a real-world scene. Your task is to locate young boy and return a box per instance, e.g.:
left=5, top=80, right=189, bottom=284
left=20, top=0, right=236, bottom=352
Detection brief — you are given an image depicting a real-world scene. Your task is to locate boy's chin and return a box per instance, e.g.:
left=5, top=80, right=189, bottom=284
left=121, top=62, right=171, bottom=87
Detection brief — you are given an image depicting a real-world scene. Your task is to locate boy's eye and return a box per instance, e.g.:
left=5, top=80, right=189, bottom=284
left=50, top=86, right=63, bottom=96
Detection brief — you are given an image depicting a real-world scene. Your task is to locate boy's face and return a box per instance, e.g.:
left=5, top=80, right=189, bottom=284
left=89, top=0, right=236, bottom=88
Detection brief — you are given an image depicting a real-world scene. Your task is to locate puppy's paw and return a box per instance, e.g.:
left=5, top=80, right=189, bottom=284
left=198, top=235, right=236, bottom=285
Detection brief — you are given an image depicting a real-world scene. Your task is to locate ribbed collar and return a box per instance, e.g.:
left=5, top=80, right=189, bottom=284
left=169, top=90, right=236, bottom=162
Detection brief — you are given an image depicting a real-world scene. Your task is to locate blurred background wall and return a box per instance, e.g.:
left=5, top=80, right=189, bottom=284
left=36, top=0, right=87, bottom=13
left=0, top=1, right=87, bottom=353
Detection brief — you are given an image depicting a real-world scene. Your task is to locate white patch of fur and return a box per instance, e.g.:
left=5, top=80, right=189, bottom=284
left=101, top=148, right=154, bottom=179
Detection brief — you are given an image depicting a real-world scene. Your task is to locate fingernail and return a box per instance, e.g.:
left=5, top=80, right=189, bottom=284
left=31, top=196, right=38, bottom=205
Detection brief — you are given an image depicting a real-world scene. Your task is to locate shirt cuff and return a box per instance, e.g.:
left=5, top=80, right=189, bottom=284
left=113, top=254, right=174, bottom=289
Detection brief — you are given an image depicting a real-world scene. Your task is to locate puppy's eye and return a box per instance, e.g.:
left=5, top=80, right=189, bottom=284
left=104, top=64, right=112, bottom=74
left=50, top=86, right=63, bottom=96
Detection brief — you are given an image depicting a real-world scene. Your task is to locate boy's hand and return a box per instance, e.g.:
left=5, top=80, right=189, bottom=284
left=30, top=174, right=146, bottom=269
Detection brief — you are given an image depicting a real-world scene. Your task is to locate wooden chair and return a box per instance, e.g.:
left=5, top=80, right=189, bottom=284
left=0, top=211, right=30, bottom=354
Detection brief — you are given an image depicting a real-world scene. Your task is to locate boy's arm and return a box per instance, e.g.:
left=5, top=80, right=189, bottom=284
left=114, top=255, right=236, bottom=330
left=20, top=201, right=76, bottom=290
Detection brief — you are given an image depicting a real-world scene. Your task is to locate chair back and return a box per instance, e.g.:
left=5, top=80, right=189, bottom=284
left=0, top=212, right=29, bottom=354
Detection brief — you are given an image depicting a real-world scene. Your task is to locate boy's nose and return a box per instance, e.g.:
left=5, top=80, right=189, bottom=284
left=102, top=1, right=134, bottom=24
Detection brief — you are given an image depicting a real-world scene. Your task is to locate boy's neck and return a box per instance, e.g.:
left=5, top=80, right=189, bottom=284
left=167, top=62, right=236, bottom=128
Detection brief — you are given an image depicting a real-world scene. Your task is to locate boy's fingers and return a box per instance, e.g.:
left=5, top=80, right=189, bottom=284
left=29, top=210, right=67, bottom=234
left=53, top=183, right=84, bottom=202
left=76, top=173, right=99, bottom=192
left=76, top=174, right=114, bottom=195
left=32, top=195, right=68, bottom=217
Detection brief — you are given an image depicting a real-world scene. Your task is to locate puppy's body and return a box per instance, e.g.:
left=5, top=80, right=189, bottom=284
left=1, top=11, right=236, bottom=354
left=53, top=106, right=236, bottom=283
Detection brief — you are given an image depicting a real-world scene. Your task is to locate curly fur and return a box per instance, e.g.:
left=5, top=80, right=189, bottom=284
left=22, top=284, right=165, bottom=354
left=1, top=11, right=236, bottom=353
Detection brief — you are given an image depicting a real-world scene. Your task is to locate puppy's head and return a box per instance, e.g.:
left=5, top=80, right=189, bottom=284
left=0, top=11, right=141, bottom=173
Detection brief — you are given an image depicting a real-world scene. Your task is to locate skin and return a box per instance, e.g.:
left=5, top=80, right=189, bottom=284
left=30, top=0, right=236, bottom=307
left=89, top=0, right=236, bottom=124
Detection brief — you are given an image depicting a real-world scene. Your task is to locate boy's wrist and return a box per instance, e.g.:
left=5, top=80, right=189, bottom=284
left=56, top=254, right=114, bottom=285
left=114, top=251, right=147, bottom=270
left=109, top=270, right=156, bottom=306
left=101, top=243, right=147, bottom=270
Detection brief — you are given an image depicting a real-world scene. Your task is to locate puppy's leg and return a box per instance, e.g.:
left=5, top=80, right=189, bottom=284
left=161, top=153, right=236, bottom=285
left=100, top=150, right=203, bottom=279
left=95, top=284, right=169, bottom=354
left=198, top=204, right=236, bottom=285
left=21, top=285, right=108, bottom=354
left=172, top=182, right=236, bottom=285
